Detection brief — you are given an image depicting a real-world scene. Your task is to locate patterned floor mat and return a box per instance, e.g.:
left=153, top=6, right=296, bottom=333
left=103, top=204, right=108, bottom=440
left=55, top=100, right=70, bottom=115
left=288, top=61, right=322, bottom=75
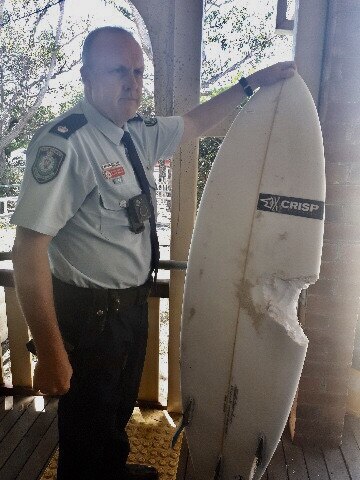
left=40, top=408, right=182, bottom=480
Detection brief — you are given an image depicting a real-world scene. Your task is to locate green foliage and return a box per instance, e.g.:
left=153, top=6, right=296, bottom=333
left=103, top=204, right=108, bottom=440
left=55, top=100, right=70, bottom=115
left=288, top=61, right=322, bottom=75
left=0, top=0, right=89, bottom=188
left=6, top=105, right=55, bottom=156
left=56, top=88, right=85, bottom=113
left=139, top=87, right=155, bottom=117
left=198, top=137, right=223, bottom=207
left=1, top=2, right=62, bottom=121
left=0, top=85, right=83, bottom=189
left=201, top=0, right=289, bottom=90
left=0, top=0, right=89, bottom=159
left=0, top=154, right=24, bottom=196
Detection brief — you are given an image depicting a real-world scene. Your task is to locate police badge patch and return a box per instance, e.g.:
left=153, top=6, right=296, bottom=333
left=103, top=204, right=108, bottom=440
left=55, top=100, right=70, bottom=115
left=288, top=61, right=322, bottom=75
left=32, top=146, right=66, bottom=184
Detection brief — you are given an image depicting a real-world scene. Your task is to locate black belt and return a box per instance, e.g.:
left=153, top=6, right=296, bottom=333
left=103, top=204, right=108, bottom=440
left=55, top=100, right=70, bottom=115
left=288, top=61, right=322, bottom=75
left=26, top=277, right=152, bottom=356
left=52, top=275, right=152, bottom=313
left=107, top=282, right=152, bottom=311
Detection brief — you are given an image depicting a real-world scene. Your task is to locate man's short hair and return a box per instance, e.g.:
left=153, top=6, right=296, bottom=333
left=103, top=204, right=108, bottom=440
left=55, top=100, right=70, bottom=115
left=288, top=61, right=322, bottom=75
left=82, top=26, right=134, bottom=67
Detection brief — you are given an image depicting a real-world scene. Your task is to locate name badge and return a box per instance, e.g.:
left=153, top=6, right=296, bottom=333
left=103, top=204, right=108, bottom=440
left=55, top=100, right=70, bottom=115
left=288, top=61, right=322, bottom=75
left=102, top=162, right=125, bottom=183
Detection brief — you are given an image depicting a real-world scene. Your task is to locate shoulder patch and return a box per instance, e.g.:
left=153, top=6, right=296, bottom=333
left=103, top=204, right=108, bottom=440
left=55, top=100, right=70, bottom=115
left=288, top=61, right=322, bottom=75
left=49, top=114, right=88, bottom=139
left=144, top=117, right=158, bottom=127
left=32, top=146, right=66, bottom=184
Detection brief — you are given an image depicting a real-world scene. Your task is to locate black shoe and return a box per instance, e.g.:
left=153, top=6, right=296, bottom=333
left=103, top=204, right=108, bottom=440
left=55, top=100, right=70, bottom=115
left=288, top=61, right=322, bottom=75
left=124, top=463, right=159, bottom=480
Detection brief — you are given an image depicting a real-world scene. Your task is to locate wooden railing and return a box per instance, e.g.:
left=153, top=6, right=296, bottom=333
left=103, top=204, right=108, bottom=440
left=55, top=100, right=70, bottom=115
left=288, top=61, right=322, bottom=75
left=0, top=197, right=17, bottom=217
left=0, top=255, right=177, bottom=409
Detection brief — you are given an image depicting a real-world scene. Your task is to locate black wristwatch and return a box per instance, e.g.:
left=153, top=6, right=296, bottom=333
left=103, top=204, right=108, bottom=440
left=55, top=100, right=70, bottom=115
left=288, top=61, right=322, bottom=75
left=238, top=77, right=254, bottom=97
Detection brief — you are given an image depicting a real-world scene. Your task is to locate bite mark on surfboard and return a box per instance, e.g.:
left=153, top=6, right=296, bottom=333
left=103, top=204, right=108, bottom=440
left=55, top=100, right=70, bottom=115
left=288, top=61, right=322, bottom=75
left=236, top=276, right=316, bottom=345
left=262, top=276, right=313, bottom=344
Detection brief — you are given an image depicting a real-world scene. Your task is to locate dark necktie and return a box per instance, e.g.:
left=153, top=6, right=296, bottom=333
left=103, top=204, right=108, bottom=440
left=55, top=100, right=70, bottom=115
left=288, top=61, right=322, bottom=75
left=121, top=131, right=160, bottom=276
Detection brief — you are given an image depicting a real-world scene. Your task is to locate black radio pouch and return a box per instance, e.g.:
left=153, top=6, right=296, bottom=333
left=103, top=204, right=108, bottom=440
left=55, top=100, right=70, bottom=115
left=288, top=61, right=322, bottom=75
left=127, top=193, right=151, bottom=234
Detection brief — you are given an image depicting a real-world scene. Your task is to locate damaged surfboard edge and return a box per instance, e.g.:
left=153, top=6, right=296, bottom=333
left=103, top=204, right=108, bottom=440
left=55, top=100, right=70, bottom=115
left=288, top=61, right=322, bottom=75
left=248, top=275, right=319, bottom=346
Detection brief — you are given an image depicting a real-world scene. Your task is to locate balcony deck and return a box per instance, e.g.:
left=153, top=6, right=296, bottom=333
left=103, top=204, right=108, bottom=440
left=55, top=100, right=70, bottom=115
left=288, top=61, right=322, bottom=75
left=0, top=394, right=359, bottom=480
left=266, top=415, right=360, bottom=480
left=0, top=395, right=58, bottom=480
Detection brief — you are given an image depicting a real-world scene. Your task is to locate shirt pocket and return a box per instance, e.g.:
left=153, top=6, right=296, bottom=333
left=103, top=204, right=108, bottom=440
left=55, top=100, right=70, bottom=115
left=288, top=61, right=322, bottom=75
left=98, top=187, right=131, bottom=240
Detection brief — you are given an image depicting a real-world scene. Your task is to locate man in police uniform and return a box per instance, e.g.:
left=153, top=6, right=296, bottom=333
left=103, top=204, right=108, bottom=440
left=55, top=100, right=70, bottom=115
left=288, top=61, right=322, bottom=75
left=11, top=26, right=295, bottom=480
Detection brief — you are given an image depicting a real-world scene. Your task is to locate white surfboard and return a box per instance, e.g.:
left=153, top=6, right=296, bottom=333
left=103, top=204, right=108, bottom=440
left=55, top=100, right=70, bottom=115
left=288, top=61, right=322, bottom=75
left=180, top=72, right=325, bottom=480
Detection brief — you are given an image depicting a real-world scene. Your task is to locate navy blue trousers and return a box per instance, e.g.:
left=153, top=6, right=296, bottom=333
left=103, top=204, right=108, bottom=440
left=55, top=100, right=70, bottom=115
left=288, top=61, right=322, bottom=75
left=53, top=277, right=149, bottom=480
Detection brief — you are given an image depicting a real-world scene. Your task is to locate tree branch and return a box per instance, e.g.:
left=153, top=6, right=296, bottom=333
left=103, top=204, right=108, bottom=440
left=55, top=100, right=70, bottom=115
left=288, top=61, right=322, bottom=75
left=0, top=0, right=65, bottom=27
left=0, top=0, right=5, bottom=28
left=123, top=0, right=153, bottom=63
left=0, top=1, right=65, bottom=153
left=201, top=28, right=277, bottom=91
left=205, top=0, right=233, bottom=14
left=50, top=56, right=81, bottom=79
left=60, top=27, right=88, bottom=49
left=201, top=53, right=251, bottom=89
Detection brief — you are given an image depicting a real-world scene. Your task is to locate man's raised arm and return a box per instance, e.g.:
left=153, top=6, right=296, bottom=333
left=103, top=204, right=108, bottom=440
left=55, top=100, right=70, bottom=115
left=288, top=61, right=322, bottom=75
left=182, top=61, right=296, bottom=143
left=12, top=227, right=72, bottom=395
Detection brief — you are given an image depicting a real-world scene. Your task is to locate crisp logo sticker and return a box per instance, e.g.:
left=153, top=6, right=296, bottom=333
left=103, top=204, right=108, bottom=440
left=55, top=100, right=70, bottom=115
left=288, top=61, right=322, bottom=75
left=257, top=193, right=324, bottom=220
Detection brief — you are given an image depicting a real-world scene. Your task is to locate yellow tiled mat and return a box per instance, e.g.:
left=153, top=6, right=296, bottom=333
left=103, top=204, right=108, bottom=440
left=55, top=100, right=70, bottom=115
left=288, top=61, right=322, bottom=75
left=40, top=408, right=182, bottom=480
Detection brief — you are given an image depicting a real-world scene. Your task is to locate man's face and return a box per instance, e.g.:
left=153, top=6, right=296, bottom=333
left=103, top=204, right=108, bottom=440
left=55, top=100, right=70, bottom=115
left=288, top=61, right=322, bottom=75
left=82, top=31, right=144, bottom=127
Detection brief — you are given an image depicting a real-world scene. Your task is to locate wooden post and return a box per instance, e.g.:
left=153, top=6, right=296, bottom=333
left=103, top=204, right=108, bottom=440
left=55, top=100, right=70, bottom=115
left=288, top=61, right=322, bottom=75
left=132, top=0, right=204, bottom=413
left=4, top=287, right=32, bottom=387
left=167, top=0, right=203, bottom=414
left=168, top=141, right=199, bottom=413
left=293, top=0, right=327, bottom=106
left=138, top=296, right=160, bottom=403
left=0, top=343, right=4, bottom=386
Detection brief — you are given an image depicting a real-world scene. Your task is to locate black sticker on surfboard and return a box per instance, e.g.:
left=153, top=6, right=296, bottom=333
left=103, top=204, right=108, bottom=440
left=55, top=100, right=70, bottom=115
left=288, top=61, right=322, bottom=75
left=257, top=193, right=324, bottom=220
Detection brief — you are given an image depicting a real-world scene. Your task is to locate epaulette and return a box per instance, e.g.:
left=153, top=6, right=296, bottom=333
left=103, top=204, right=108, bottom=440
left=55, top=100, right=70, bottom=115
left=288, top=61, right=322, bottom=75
left=128, top=114, right=143, bottom=122
left=49, top=114, right=88, bottom=139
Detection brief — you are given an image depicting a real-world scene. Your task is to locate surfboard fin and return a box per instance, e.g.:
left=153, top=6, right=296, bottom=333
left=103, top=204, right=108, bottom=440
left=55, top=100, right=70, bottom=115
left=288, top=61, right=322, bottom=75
left=249, top=435, right=266, bottom=479
left=213, top=456, right=223, bottom=480
left=171, top=397, right=195, bottom=448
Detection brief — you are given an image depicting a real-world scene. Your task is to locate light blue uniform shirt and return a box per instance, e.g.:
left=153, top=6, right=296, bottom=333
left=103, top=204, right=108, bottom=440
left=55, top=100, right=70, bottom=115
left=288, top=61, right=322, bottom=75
left=11, top=100, right=184, bottom=288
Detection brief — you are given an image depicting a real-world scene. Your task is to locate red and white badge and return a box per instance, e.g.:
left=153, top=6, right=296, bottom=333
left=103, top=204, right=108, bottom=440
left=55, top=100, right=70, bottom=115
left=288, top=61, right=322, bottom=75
left=102, top=162, right=125, bottom=183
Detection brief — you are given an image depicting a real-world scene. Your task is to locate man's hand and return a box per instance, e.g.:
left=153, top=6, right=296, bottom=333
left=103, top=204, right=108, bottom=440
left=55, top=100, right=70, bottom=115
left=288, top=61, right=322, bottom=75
left=34, top=352, right=73, bottom=395
left=248, top=61, right=297, bottom=90
left=12, top=227, right=73, bottom=396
